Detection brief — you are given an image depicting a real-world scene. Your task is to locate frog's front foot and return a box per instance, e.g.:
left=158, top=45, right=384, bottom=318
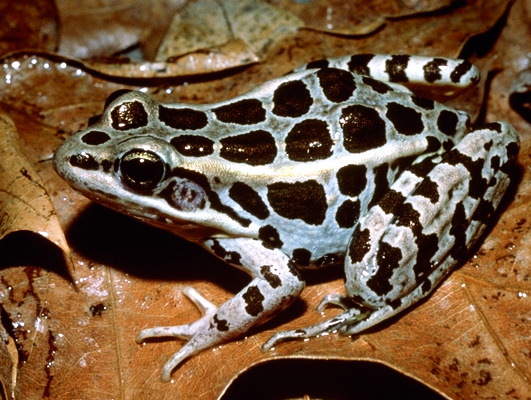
left=136, top=287, right=217, bottom=343
left=135, top=287, right=219, bottom=382
left=136, top=238, right=305, bottom=381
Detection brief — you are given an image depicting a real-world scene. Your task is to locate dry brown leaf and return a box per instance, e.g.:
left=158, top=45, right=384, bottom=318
left=0, top=0, right=59, bottom=55
left=0, top=0, right=529, bottom=398
left=87, top=41, right=260, bottom=78
left=271, top=0, right=456, bottom=35
left=0, top=321, right=18, bottom=400
left=0, top=114, right=68, bottom=253
left=0, top=52, right=146, bottom=129
left=85, top=0, right=305, bottom=77
left=56, top=0, right=186, bottom=59
left=58, top=0, right=295, bottom=76
left=157, top=0, right=302, bottom=62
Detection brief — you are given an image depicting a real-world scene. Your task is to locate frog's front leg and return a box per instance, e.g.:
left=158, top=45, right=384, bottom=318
left=136, top=237, right=304, bottom=381
left=265, top=122, right=518, bottom=349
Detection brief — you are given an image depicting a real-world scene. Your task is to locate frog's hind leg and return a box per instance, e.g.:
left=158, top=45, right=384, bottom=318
left=264, top=122, right=518, bottom=350
left=298, top=54, right=480, bottom=98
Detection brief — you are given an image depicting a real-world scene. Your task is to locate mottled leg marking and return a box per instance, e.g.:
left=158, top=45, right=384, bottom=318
left=264, top=122, right=518, bottom=349
left=136, top=238, right=304, bottom=381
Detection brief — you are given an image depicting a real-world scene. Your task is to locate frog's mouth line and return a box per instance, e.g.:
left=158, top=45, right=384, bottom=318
left=76, top=185, right=224, bottom=241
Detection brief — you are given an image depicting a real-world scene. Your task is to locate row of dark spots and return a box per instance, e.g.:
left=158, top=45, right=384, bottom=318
left=327, top=54, right=420, bottom=85
left=108, top=79, right=308, bottom=131
left=166, top=118, right=334, bottom=164
left=170, top=130, right=278, bottom=165
left=168, top=79, right=315, bottom=123
left=107, top=99, right=211, bottom=132
left=107, top=86, right=306, bottom=134
left=88, top=102, right=457, bottom=167
left=165, top=104, right=454, bottom=165
left=339, top=101, right=455, bottom=153
left=339, top=99, right=460, bottom=155
left=169, top=118, right=336, bottom=164
left=345, top=53, right=475, bottom=86
left=228, top=174, right=360, bottom=228
left=160, top=101, right=269, bottom=130
left=106, top=61, right=467, bottom=136
left=206, top=67, right=376, bottom=127
left=104, top=84, right=458, bottom=166
left=386, top=56, right=475, bottom=85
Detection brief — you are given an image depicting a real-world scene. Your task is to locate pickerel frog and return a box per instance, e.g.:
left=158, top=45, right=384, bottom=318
left=54, top=54, right=519, bottom=381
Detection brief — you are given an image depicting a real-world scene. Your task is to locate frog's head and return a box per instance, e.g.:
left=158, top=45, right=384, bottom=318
left=54, top=90, right=250, bottom=240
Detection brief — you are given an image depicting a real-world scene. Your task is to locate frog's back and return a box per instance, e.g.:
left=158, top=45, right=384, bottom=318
left=105, top=68, right=470, bottom=174
left=54, top=66, right=471, bottom=265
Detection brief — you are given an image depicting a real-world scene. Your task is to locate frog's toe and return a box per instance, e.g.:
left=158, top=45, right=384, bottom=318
left=159, top=346, right=197, bottom=382
left=181, top=286, right=217, bottom=316
left=135, top=319, right=206, bottom=343
left=136, top=287, right=218, bottom=343
left=262, top=329, right=309, bottom=351
left=317, top=294, right=353, bottom=312
left=262, top=309, right=365, bottom=351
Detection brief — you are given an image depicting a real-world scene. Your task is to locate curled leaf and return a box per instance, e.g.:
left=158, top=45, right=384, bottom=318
left=0, top=113, right=68, bottom=254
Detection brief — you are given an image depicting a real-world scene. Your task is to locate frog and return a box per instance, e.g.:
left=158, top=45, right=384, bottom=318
left=53, top=54, right=519, bottom=382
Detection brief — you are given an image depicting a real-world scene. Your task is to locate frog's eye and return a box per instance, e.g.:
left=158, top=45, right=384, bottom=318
left=119, top=149, right=166, bottom=192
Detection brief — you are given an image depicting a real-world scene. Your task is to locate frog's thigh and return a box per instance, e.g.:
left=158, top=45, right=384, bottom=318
left=263, top=123, right=517, bottom=348
left=312, top=54, right=480, bottom=93
left=344, top=122, right=518, bottom=316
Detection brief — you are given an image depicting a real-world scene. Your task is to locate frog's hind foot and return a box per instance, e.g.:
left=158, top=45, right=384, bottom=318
left=262, top=307, right=369, bottom=351
left=262, top=295, right=370, bottom=351
left=262, top=280, right=437, bottom=351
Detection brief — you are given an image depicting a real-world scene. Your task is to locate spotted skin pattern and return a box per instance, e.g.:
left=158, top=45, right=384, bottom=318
left=53, top=54, right=519, bottom=382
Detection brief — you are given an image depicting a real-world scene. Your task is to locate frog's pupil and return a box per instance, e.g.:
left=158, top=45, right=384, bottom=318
left=120, top=150, right=165, bottom=192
